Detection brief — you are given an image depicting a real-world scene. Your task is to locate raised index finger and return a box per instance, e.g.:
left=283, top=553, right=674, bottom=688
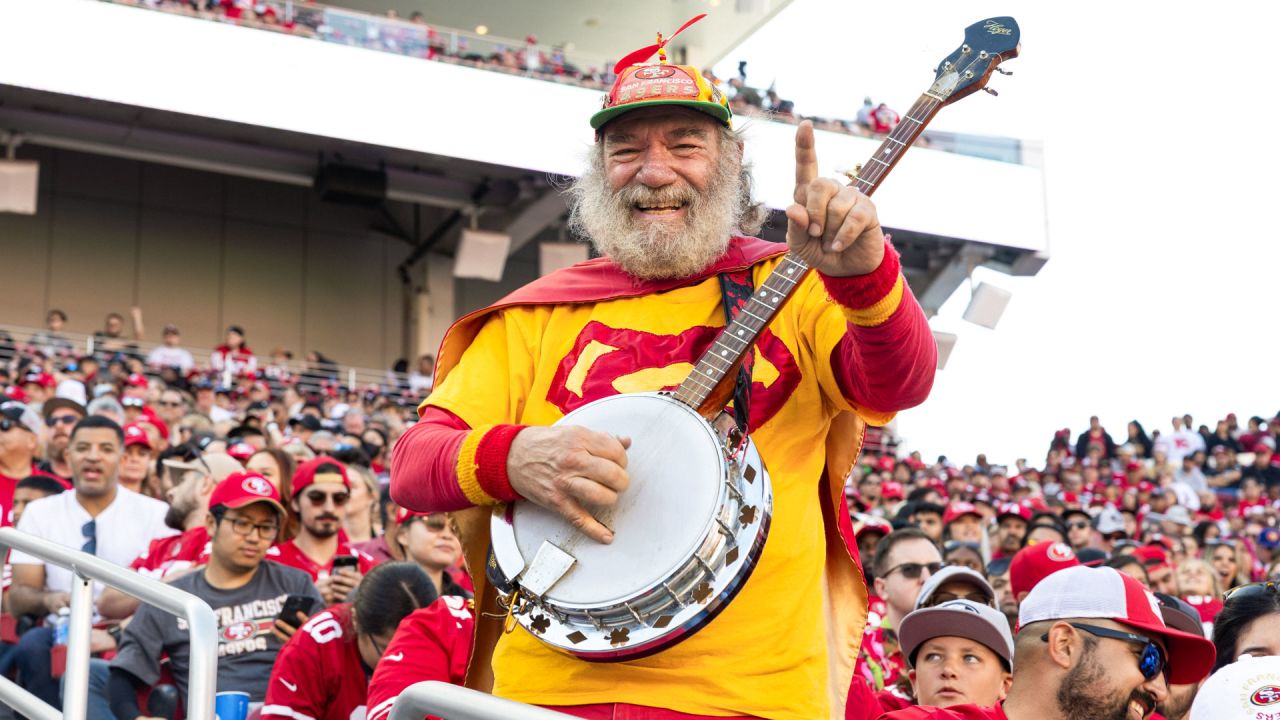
left=794, top=120, right=819, bottom=200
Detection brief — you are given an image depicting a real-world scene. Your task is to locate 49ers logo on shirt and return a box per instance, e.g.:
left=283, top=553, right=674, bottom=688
left=546, top=321, right=800, bottom=428
left=1252, top=685, right=1280, bottom=706
left=223, top=622, right=255, bottom=641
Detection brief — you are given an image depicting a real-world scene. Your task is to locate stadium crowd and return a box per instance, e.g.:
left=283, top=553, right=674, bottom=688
left=107, top=0, right=905, bottom=142
left=1, top=306, right=1278, bottom=720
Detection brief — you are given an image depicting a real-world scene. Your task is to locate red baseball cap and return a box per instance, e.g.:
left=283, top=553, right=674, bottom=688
left=855, top=516, right=893, bottom=542
left=996, top=502, right=1032, bottom=523
left=125, top=373, right=149, bottom=389
left=226, top=442, right=256, bottom=462
left=1010, top=541, right=1079, bottom=598
left=395, top=507, right=446, bottom=525
left=590, top=17, right=731, bottom=132
left=1132, top=545, right=1170, bottom=571
left=881, top=481, right=904, bottom=500
left=943, top=502, right=982, bottom=524
left=1019, top=565, right=1216, bottom=684
left=208, top=471, right=286, bottom=518
left=291, top=456, right=350, bottom=496
left=877, top=455, right=897, bottom=472
left=122, top=423, right=152, bottom=450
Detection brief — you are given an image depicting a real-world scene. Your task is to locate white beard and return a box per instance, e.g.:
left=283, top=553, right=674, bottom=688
left=568, top=147, right=743, bottom=281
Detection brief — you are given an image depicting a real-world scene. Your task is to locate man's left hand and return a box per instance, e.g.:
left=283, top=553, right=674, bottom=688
left=784, top=121, right=885, bottom=277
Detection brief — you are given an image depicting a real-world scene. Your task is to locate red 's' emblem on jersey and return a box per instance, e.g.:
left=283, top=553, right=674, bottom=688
left=546, top=321, right=799, bottom=428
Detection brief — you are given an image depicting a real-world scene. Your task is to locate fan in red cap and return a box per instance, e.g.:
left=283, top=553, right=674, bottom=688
left=1009, top=541, right=1079, bottom=603
left=993, top=502, right=1032, bottom=559
left=266, top=456, right=378, bottom=600
left=942, top=502, right=984, bottom=545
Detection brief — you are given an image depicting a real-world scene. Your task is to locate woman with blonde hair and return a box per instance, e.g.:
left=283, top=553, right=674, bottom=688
left=1177, top=557, right=1223, bottom=635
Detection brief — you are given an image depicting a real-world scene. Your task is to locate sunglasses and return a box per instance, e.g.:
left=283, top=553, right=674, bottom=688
left=48, top=414, right=81, bottom=426
left=943, top=541, right=981, bottom=554
left=1044, top=623, right=1167, bottom=681
left=884, top=561, right=943, bottom=580
left=0, top=418, right=26, bottom=433
left=304, top=489, right=350, bottom=507
left=1067, top=520, right=1091, bottom=531
left=158, top=400, right=185, bottom=408
left=121, top=398, right=145, bottom=408
left=1223, top=581, right=1279, bottom=603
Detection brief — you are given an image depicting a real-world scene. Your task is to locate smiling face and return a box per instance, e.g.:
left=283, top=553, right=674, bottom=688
left=910, top=636, right=1011, bottom=708
left=568, top=108, right=748, bottom=281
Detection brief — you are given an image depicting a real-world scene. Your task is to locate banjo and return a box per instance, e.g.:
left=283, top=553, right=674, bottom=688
left=489, top=17, right=1021, bottom=661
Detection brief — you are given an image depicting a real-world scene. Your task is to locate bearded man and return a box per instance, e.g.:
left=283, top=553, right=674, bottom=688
left=391, top=47, right=936, bottom=720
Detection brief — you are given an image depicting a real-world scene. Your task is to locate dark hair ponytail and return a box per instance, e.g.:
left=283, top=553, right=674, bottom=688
left=352, top=561, right=438, bottom=637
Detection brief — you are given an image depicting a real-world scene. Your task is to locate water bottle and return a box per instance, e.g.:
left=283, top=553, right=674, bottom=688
left=52, top=607, right=70, bottom=647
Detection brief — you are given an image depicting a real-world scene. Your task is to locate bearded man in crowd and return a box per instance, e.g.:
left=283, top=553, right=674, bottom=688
left=391, top=27, right=936, bottom=719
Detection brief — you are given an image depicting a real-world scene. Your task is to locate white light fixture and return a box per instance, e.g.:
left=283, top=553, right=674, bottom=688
left=933, top=330, right=957, bottom=370
left=0, top=160, right=39, bottom=215
left=475, top=25, right=488, bottom=35
left=539, top=241, right=589, bottom=276
left=453, top=229, right=511, bottom=281
left=962, top=282, right=1012, bottom=330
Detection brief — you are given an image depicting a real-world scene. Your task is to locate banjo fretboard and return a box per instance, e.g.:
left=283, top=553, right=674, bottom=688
left=671, top=94, right=945, bottom=412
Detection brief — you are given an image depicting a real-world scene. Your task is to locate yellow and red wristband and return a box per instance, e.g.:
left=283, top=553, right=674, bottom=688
left=455, top=424, right=527, bottom=505
left=820, top=237, right=904, bottom=327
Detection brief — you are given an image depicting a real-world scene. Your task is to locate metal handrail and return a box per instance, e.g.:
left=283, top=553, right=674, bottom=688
left=0, top=527, right=219, bottom=720
left=388, top=682, right=576, bottom=720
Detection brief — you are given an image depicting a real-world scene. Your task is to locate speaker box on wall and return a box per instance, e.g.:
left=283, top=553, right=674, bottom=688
left=962, top=282, right=1012, bottom=329
left=453, top=229, right=511, bottom=281
left=539, top=242, right=589, bottom=276
left=933, top=330, right=957, bottom=370
left=0, top=160, right=39, bottom=215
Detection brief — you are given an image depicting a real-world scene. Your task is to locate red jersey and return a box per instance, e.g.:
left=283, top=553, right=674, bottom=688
left=263, top=603, right=369, bottom=720
left=875, top=686, right=915, bottom=712
left=266, top=533, right=379, bottom=582
left=366, top=595, right=475, bottom=720
left=845, top=675, right=885, bottom=720
left=2, top=465, right=68, bottom=527
left=878, top=702, right=1007, bottom=720
left=130, top=527, right=210, bottom=579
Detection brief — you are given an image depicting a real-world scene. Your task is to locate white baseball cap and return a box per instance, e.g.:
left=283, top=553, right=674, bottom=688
left=1019, top=566, right=1216, bottom=684
left=1190, top=655, right=1280, bottom=720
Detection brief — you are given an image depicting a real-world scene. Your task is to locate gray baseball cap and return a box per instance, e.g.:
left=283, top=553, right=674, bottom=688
left=915, top=565, right=995, bottom=610
left=899, top=599, right=1015, bottom=670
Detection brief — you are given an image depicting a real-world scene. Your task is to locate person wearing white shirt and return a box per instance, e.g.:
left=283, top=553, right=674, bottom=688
left=9, top=416, right=174, bottom=713
left=145, top=324, right=196, bottom=373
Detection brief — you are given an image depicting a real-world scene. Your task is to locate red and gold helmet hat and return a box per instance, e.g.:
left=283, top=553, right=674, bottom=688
left=590, top=14, right=732, bottom=131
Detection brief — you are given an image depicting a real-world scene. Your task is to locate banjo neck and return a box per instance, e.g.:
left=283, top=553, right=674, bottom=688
left=671, top=93, right=948, bottom=416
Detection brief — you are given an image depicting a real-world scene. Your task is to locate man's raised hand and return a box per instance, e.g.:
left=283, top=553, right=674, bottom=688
left=784, top=121, right=885, bottom=277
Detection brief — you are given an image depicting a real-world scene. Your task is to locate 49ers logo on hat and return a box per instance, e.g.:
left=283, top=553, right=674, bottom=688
left=241, top=475, right=272, bottom=497
left=634, top=66, right=676, bottom=79
left=1252, top=686, right=1280, bottom=706
left=1047, top=542, right=1074, bottom=562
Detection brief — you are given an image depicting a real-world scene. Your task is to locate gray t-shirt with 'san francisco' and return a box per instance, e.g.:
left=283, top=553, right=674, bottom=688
left=111, top=561, right=322, bottom=702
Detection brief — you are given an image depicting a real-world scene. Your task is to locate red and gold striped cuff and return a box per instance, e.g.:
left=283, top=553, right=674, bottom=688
left=820, top=237, right=904, bottom=327
left=455, top=424, right=527, bottom=505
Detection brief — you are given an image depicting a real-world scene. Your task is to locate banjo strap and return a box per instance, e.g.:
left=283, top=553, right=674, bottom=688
left=718, top=269, right=756, bottom=435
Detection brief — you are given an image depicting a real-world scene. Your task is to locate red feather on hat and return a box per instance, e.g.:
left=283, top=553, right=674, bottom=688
left=613, top=14, right=707, bottom=73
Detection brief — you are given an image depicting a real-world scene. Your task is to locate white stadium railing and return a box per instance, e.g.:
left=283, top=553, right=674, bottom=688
left=389, top=682, right=576, bottom=720
left=0, top=527, right=220, bottom=720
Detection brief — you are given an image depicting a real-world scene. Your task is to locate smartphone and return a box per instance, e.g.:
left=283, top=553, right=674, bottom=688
left=276, top=594, right=316, bottom=630
left=331, top=555, right=359, bottom=573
